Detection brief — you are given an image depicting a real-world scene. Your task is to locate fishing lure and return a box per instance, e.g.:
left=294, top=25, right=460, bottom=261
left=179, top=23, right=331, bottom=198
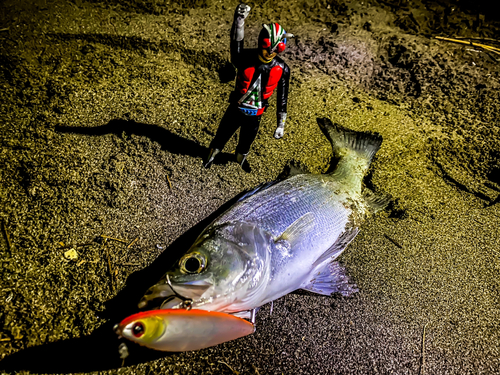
left=115, top=308, right=255, bottom=352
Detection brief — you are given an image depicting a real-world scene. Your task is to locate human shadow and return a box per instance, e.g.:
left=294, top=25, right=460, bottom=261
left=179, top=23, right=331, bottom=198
left=0, top=192, right=246, bottom=373
left=55, top=119, right=237, bottom=166
left=55, top=119, right=206, bottom=159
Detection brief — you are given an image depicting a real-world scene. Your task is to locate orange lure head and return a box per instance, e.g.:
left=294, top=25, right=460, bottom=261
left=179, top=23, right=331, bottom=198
left=115, top=309, right=254, bottom=352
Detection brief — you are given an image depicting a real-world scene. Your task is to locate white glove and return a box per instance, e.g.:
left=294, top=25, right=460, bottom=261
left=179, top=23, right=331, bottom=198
left=274, top=125, right=284, bottom=139
left=233, top=4, right=251, bottom=42
left=274, top=112, right=287, bottom=139
left=235, top=3, right=251, bottom=23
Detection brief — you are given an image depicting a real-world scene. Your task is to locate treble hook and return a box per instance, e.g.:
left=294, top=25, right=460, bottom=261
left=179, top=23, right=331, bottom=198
left=160, top=274, right=194, bottom=310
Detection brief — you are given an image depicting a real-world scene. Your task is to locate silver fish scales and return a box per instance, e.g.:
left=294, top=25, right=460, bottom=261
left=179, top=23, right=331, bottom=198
left=139, top=118, right=387, bottom=318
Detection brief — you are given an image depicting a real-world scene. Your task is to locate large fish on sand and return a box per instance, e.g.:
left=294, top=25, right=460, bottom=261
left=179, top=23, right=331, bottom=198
left=139, top=118, right=387, bottom=317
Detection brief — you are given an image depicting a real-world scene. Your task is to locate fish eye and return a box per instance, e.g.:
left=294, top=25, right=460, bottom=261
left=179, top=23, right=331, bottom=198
left=179, top=252, right=206, bottom=274
left=132, top=322, right=145, bottom=338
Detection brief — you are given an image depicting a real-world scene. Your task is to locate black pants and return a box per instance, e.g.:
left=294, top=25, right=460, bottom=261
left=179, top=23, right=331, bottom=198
left=209, top=104, right=262, bottom=155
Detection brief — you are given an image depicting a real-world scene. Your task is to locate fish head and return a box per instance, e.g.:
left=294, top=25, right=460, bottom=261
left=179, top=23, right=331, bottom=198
left=139, top=221, right=272, bottom=311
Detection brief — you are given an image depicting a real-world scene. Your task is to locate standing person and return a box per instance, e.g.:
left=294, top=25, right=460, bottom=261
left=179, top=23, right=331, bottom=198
left=204, top=3, right=293, bottom=170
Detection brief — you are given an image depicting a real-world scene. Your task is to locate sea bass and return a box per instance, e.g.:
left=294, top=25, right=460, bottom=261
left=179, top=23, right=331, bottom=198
left=139, top=118, right=386, bottom=316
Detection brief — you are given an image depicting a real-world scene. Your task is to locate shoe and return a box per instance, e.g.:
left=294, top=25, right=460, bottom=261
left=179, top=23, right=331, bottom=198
left=236, top=153, right=251, bottom=173
left=204, top=148, right=220, bottom=168
left=236, top=153, right=248, bottom=166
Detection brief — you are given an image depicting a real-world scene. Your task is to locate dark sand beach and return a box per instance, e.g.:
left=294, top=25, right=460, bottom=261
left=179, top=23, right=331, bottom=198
left=1, top=0, right=499, bottom=373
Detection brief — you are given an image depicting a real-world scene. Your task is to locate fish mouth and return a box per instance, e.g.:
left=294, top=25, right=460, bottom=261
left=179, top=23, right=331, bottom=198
left=160, top=296, right=185, bottom=309
left=138, top=283, right=181, bottom=309
left=138, top=278, right=212, bottom=310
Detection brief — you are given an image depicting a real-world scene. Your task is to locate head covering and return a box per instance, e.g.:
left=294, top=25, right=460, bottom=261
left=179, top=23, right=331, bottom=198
left=258, top=23, right=287, bottom=53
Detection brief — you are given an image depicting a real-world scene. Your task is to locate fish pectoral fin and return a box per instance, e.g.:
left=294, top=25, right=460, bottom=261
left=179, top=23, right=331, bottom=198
left=300, top=261, right=359, bottom=297
left=275, top=212, right=315, bottom=246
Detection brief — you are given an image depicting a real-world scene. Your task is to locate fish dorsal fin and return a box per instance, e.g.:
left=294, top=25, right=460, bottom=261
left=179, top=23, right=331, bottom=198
left=237, top=181, right=277, bottom=202
left=363, top=189, right=391, bottom=213
left=276, top=161, right=310, bottom=181
left=288, top=161, right=310, bottom=177
left=312, top=227, right=360, bottom=268
left=275, top=212, right=315, bottom=246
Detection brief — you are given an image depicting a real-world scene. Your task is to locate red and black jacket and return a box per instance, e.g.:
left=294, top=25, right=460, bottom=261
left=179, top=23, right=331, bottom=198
left=229, top=34, right=290, bottom=116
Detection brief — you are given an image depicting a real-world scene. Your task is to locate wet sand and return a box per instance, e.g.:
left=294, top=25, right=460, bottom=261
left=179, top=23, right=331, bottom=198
left=1, top=0, right=499, bottom=373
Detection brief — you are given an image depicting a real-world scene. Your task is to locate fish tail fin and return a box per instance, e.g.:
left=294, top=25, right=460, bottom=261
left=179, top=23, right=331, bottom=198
left=316, top=117, right=383, bottom=177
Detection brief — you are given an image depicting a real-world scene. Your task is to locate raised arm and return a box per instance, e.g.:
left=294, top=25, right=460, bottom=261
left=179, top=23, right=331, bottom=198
left=230, top=3, right=251, bottom=64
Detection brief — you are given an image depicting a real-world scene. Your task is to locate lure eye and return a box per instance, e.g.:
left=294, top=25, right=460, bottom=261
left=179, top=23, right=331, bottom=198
left=179, top=252, right=206, bottom=274
left=132, top=322, right=145, bottom=338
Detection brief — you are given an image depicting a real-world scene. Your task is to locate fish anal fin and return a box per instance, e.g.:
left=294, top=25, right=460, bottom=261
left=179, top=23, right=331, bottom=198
left=276, top=212, right=315, bottom=247
left=312, top=227, right=359, bottom=268
left=301, top=261, right=359, bottom=297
